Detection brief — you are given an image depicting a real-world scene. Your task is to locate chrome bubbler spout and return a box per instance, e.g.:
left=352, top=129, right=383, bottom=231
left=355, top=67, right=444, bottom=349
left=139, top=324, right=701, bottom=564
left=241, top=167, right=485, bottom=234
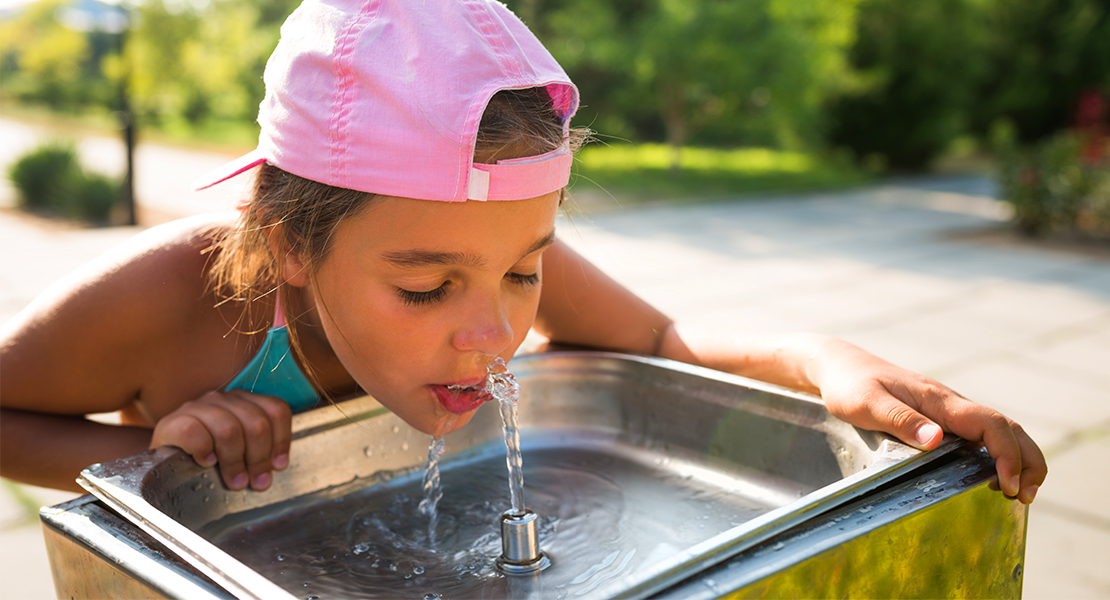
left=495, top=509, right=551, bottom=574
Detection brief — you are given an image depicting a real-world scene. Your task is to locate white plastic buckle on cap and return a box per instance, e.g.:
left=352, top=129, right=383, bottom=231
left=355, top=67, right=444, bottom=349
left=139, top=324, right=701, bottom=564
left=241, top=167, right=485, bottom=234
left=468, top=168, right=492, bottom=201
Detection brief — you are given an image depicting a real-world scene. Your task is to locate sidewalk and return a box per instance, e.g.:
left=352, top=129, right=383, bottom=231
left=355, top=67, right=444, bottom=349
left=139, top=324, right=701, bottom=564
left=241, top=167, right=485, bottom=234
left=2, top=117, right=1108, bottom=598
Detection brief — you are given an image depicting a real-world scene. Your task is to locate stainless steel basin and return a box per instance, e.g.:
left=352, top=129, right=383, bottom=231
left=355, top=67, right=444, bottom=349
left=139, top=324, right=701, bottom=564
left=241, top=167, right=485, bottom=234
left=64, top=352, right=973, bottom=599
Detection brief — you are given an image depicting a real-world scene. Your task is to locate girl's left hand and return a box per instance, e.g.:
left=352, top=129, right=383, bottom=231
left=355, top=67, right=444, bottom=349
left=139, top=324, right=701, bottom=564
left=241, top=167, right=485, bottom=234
left=813, top=340, right=1046, bottom=504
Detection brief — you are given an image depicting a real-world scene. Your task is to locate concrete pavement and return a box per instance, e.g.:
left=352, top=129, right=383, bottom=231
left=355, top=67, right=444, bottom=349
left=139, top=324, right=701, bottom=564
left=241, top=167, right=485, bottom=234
left=2, top=117, right=1108, bottom=598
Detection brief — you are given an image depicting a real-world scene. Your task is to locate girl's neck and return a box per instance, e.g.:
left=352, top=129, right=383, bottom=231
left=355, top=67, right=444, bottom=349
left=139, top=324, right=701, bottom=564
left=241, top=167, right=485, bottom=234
left=281, top=284, right=361, bottom=399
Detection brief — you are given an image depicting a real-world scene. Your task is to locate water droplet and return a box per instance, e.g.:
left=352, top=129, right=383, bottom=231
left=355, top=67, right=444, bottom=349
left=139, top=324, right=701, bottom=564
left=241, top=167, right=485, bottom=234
left=364, top=447, right=373, bottom=457
left=423, top=594, right=440, bottom=600
left=404, top=573, right=414, bottom=579
left=392, top=425, right=400, bottom=434
left=402, top=442, right=410, bottom=451
left=203, top=496, right=210, bottom=503
left=276, top=554, right=287, bottom=562
left=306, top=596, right=319, bottom=600
left=413, top=566, right=425, bottom=575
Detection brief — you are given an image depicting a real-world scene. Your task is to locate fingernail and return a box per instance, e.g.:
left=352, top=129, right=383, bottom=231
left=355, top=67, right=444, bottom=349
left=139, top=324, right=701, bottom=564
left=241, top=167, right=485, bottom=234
left=915, top=423, right=942, bottom=446
left=273, top=454, right=289, bottom=470
left=1009, top=476, right=1020, bottom=496
left=1025, top=484, right=1039, bottom=503
left=252, top=473, right=271, bottom=491
left=201, top=454, right=217, bottom=467
left=232, top=473, right=248, bottom=490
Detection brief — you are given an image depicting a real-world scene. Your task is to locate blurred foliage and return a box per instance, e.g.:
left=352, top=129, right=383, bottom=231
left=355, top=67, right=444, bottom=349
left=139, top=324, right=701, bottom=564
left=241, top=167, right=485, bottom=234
left=7, top=141, right=121, bottom=222
left=995, top=127, right=1110, bottom=240
left=0, top=0, right=116, bottom=109
left=829, top=0, right=1110, bottom=171
left=826, top=0, right=992, bottom=170
left=1, top=0, right=1107, bottom=189
left=511, top=0, right=861, bottom=167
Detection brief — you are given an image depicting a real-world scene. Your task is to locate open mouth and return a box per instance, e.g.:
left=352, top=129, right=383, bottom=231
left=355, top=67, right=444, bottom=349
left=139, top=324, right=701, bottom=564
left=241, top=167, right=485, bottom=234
left=431, top=379, right=493, bottom=414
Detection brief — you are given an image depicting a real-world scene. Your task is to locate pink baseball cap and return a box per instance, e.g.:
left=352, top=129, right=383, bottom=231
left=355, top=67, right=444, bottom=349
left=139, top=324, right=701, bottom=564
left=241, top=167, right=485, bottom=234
left=193, top=0, right=579, bottom=202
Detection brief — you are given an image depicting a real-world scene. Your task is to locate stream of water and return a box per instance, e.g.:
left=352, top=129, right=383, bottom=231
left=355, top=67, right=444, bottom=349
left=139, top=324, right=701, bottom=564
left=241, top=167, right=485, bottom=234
left=488, top=357, right=526, bottom=516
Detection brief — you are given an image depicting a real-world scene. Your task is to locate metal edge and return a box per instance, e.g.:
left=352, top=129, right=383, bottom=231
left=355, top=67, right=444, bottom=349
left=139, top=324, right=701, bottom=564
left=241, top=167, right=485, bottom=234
left=77, top=473, right=298, bottom=600
left=598, top=435, right=967, bottom=600
left=39, top=496, right=233, bottom=600
left=514, top=351, right=828, bottom=406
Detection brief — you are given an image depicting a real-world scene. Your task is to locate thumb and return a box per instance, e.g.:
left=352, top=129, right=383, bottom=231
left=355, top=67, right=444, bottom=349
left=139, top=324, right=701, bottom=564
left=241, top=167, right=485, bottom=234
left=882, top=402, right=944, bottom=450
left=830, top=394, right=943, bottom=451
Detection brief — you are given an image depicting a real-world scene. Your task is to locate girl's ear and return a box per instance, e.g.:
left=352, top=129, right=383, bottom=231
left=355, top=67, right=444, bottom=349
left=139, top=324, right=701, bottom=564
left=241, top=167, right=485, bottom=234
left=264, top=224, right=311, bottom=288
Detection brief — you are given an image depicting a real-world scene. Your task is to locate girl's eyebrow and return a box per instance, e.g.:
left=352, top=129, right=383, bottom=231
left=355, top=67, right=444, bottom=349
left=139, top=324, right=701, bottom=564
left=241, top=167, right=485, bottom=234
left=381, top=230, right=556, bottom=268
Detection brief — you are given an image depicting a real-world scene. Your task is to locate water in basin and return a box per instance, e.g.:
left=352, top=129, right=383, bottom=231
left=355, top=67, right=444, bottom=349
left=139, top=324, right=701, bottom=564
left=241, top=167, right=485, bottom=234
left=201, top=434, right=772, bottom=599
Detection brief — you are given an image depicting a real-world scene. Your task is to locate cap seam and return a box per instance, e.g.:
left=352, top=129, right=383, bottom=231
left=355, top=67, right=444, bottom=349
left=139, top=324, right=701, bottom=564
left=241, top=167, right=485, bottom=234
left=330, top=0, right=379, bottom=190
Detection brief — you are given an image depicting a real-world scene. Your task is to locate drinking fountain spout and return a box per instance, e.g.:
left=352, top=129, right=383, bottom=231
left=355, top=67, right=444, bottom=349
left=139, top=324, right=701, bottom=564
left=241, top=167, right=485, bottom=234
left=496, top=509, right=550, bottom=574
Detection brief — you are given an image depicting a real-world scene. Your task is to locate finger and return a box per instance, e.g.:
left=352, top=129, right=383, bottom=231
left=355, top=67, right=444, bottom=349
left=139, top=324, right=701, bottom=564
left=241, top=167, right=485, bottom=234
left=151, top=413, right=217, bottom=468
left=186, top=402, right=250, bottom=491
left=217, top=392, right=279, bottom=490
left=919, top=396, right=1023, bottom=497
left=237, top=391, right=293, bottom=472
left=828, top=387, right=944, bottom=451
left=1012, top=422, right=1047, bottom=504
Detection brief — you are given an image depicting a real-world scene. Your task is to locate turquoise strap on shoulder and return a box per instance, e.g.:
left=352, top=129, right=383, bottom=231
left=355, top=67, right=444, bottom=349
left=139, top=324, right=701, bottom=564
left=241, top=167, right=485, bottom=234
left=225, top=326, right=321, bottom=413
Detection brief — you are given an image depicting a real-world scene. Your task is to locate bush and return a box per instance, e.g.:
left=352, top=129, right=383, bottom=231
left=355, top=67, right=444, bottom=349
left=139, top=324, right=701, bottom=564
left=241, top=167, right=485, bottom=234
left=7, top=142, right=120, bottom=223
left=996, top=131, right=1110, bottom=240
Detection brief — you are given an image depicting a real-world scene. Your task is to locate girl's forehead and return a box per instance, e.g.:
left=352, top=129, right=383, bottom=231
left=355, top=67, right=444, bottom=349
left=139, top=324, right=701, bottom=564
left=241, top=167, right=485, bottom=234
left=338, top=193, right=560, bottom=259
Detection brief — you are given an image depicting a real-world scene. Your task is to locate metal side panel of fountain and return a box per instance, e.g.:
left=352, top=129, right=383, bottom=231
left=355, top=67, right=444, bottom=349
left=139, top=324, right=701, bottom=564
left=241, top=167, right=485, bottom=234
left=44, top=351, right=1015, bottom=600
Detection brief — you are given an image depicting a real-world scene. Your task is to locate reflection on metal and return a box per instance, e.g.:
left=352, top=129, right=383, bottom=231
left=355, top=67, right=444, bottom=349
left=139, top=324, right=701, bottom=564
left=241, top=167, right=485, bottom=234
left=40, top=495, right=229, bottom=600
left=656, top=446, right=1027, bottom=600
left=39, top=352, right=1023, bottom=599
left=497, top=509, right=552, bottom=574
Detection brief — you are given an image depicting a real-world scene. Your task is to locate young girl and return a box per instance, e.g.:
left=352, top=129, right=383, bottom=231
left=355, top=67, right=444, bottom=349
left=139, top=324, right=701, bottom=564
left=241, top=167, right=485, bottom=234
left=0, top=0, right=1044, bottom=505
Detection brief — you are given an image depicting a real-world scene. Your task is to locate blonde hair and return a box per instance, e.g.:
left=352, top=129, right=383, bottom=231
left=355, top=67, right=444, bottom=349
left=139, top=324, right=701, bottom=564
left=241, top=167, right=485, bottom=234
left=207, top=87, right=587, bottom=397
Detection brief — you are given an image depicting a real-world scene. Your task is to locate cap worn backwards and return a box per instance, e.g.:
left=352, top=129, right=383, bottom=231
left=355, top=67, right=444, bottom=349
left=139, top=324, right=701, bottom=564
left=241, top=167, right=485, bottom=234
left=193, top=0, right=579, bottom=203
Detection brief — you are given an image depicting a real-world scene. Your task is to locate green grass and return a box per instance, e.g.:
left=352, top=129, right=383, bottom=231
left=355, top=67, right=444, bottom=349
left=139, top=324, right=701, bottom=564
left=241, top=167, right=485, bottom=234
left=572, top=143, right=874, bottom=202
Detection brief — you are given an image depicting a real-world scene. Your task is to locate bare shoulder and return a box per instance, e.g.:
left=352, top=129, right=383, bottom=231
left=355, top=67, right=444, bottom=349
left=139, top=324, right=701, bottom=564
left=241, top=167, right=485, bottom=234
left=0, top=212, right=247, bottom=415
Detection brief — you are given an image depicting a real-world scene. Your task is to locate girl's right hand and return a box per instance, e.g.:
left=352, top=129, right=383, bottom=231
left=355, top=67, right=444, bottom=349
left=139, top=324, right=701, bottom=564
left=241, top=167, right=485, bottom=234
left=150, top=390, right=293, bottom=491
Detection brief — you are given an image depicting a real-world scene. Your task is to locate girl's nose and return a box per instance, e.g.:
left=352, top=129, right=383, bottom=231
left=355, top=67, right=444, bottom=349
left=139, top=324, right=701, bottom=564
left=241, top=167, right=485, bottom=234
left=452, top=299, right=514, bottom=356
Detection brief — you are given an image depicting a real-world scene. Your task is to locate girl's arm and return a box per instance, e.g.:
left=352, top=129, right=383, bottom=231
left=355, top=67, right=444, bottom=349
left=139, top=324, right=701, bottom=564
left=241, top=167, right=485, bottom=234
left=536, top=240, right=1046, bottom=504
left=1, top=216, right=289, bottom=492
left=0, top=409, right=152, bottom=492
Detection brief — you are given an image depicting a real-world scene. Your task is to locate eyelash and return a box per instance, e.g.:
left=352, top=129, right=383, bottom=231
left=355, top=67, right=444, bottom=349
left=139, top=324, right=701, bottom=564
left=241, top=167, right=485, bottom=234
left=397, top=272, right=540, bottom=307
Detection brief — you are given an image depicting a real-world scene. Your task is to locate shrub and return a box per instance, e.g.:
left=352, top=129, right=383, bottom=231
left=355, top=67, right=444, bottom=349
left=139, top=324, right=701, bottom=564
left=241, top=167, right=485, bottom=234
left=7, top=141, right=120, bottom=223
left=996, top=131, right=1110, bottom=240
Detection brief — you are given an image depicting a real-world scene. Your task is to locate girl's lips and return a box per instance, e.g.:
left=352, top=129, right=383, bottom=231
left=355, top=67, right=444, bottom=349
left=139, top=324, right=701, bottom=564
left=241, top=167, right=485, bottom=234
left=430, top=379, right=493, bottom=414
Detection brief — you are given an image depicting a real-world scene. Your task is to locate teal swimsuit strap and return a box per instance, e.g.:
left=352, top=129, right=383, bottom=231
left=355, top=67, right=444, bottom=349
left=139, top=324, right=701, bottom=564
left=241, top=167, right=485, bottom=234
left=225, top=295, right=321, bottom=413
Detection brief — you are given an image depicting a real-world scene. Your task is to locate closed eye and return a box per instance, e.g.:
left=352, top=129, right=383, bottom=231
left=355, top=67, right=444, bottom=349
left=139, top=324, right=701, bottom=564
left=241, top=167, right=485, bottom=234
left=397, top=283, right=448, bottom=306
left=507, top=272, right=540, bottom=287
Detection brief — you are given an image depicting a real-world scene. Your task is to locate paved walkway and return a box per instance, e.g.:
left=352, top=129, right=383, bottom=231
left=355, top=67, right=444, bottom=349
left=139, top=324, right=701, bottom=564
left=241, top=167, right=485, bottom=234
left=1, top=117, right=1108, bottom=598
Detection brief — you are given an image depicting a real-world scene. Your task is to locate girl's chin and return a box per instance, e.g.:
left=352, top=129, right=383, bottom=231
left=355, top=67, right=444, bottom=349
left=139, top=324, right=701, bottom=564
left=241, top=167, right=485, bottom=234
left=427, top=409, right=475, bottom=437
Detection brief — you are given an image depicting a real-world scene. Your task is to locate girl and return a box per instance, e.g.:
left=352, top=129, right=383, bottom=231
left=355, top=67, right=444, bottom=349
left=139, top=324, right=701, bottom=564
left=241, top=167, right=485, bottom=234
left=0, top=0, right=1044, bottom=504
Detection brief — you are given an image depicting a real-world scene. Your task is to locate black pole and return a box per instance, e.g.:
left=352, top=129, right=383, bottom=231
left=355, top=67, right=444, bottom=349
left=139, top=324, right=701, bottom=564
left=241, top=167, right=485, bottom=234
left=117, top=21, right=136, bottom=225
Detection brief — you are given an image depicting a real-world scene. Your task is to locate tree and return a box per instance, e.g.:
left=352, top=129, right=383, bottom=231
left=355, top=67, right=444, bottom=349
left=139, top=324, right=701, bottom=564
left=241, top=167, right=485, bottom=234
left=0, top=0, right=94, bottom=109
left=509, top=0, right=860, bottom=168
left=826, top=0, right=993, bottom=171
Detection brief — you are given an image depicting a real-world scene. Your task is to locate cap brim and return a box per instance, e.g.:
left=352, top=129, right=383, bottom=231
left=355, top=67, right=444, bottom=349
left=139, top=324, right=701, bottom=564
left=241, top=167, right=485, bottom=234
left=192, top=149, right=267, bottom=191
